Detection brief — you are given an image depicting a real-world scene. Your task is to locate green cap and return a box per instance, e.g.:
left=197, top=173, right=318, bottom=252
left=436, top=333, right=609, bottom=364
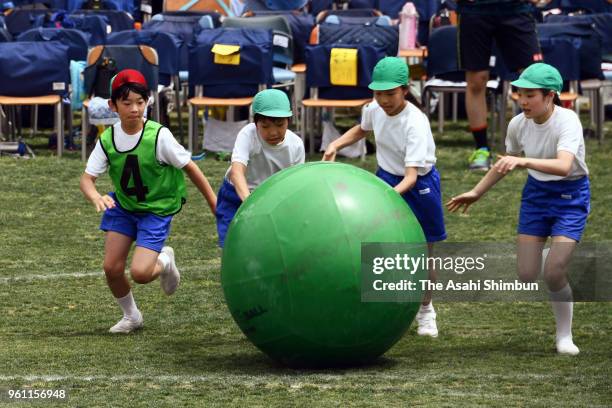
left=511, top=63, right=563, bottom=93
left=368, top=57, right=409, bottom=91
left=252, top=89, right=293, bottom=117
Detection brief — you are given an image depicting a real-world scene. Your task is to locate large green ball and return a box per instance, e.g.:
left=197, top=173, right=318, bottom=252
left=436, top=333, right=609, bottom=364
left=221, top=162, right=426, bottom=366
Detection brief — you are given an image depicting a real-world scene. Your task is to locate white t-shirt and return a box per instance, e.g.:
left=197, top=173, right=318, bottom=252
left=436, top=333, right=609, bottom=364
left=85, top=122, right=191, bottom=177
left=227, top=123, right=305, bottom=190
left=361, top=100, right=436, bottom=176
left=506, top=106, right=588, bottom=181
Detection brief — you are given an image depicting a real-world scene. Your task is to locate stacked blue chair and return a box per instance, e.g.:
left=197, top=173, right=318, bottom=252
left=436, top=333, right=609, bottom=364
left=187, top=27, right=274, bottom=151
left=106, top=29, right=184, bottom=138
left=17, top=27, right=90, bottom=60
left=72, top=9, right=134, bottom=32
left=301, top=43, right=385, bottom=153
left=0, top=41, right=70, bottom=156
left=143, top=12, right=216, bottom=82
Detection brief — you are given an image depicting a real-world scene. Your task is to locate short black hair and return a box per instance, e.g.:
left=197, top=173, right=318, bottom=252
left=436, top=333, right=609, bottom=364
left=254, top=113, right=289, bottom=126
left=537, top=88, right=562, bottom=106
left=111, top=82, right=149, bottom=104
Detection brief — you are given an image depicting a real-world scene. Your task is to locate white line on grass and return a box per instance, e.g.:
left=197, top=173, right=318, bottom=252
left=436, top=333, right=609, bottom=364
left=0, top=372, right=571, bottom=386
left=0, top=262, right=221, bottom=284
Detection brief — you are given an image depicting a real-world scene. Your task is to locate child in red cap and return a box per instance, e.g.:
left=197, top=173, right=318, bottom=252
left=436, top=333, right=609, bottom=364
left=80, top=69, right=217, bottom=334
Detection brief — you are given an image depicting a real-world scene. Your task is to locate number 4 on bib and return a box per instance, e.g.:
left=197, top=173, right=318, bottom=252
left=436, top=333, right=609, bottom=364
left=120, top=154, right=149, bottom=202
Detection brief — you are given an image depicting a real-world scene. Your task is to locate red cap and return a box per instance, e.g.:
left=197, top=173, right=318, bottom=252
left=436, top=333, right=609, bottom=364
left=110, top=69, right=148, bottom=93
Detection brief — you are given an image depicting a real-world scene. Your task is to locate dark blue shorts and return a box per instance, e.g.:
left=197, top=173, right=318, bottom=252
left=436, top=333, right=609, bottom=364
left=376, top=167, right=447, bottom=243
left=215, top=178, right=242, bottom=248
left=518, top=175, right=590, bottom=242
left=99, top=192, right=173, bottom=253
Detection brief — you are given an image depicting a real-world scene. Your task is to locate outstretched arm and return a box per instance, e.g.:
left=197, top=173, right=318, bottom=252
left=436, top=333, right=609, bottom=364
left=446, top=167, right=506, bottom=214
left=493, top=151, right=574, bottom=177
left=183, top=161, right=217, bottom=215
left=322, top=125, right=368, bottom=161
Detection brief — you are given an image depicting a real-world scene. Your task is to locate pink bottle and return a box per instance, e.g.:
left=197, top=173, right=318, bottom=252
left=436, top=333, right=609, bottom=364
left=399, top=2, right=419, bottom=50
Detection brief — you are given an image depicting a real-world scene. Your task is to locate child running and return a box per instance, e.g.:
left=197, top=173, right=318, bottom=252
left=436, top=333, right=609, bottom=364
left=80, top=69, right=217, bottom=333
left=323, top=57, right=447, bottom=337
left=447, top=63, right=589, bottom=355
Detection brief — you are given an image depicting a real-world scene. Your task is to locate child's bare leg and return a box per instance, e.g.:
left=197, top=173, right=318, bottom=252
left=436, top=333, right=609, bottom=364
left=545, top=236, right=579, bottom=355
left=104, top=231, right=143, bottom=333
left=103, top=231, right=133, bottom=298
left=516, top=234, right=547, bottom=283
left=130, top=246, right=164, bottom=284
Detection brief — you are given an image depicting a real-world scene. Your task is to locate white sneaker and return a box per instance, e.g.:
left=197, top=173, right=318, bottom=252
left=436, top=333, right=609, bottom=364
left=160, top=246, right=180, bottom=295
left=109, top=312, right=143, bottom=334
left=556, top=337, right=580, bottom=356
left=416, top=309, right=438, bottom=338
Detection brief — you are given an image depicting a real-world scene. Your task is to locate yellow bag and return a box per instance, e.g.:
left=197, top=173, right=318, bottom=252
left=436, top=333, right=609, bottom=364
left=212, top=44, right=240, bottom=65
left=330, top=48, right=358, bottom=86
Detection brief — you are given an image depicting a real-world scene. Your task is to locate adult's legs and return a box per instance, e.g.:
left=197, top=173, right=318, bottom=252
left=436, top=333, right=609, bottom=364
left=466, top=70, right=490, bottom=135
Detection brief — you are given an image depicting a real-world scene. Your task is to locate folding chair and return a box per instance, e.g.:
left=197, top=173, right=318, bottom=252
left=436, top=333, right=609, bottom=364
left=0, top=41, right=69, bottom=156
left=187, top=27, right=274, bottom=152
left=163, top=0, right=232, bottom=15
left=243, top=0, right=308, bottom=13
left=301, top=43, right=385, bottom=154
left=543, top=14, right=612, bottom=141
left=314, top=14, right=397, bottom=56
left=247, top=9, right=315, bottom=64
left=4, top=7, right=57, bottom=37
left=72, top=9, right=135, bottom=32
left=422, top=25, right=499, bottom=135
left=222, top=15, right=297, bottom=116
left=81, top=44, right=160, bottom=160
left=106, top=29, right=184, bottom=140
left=17, top=27, right=90, bottom=60
left=143, top=12, right=216, bottom=107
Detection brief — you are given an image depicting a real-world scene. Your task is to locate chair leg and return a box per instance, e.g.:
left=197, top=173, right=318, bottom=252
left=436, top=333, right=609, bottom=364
left=438, top=92, right=444, bottom=134
left=174, top=76, right=183, bottom=145
left=56, top=101, right=63, bottom=157
left=31, top=105, right=38, bottom=138
left=300, top=104, right=306, bottom=147
left=81, top=106, right=88, bottom=161
left=452, top=92, right=458, bottom=123
left=188, top=103, right=196, bottom=153
left=597, top=87, right=604, bottom=143
left=499, top=81, right=510, bottom=141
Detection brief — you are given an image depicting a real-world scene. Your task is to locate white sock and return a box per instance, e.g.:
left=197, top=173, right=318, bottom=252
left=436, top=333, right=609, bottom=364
left=116, top=291, right=139, bottom=320
left=157, top=252, right=170, bottom=272
left=549, top=284, right=574, bottom=341
left=420, top=301, right=435, bottom=314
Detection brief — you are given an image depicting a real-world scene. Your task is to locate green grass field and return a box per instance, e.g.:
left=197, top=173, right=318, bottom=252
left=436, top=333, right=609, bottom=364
left=1, top=121, right=611, bottom=407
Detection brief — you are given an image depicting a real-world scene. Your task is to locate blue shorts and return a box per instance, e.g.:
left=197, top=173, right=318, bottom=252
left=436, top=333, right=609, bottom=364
left=215, top=178, right=242, bottom=248
left=518, top=175, right=590, bottom=242
left=99, top=192, right=173, bottom=253
left=376, top=167, right=447, bottom=243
